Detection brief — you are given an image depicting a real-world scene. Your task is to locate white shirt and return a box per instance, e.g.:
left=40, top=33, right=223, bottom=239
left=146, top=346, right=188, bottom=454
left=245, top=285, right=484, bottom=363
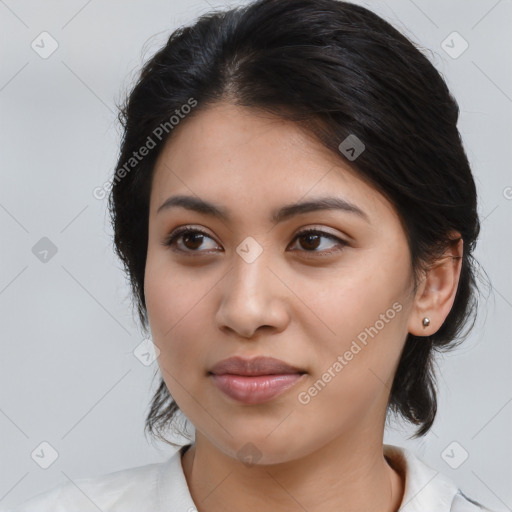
left=4, top=444, right=494, bottom=512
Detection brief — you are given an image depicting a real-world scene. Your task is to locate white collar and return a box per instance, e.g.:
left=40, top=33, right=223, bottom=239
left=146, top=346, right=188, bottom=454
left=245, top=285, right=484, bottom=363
left=383, top=444, right=460, bottom=511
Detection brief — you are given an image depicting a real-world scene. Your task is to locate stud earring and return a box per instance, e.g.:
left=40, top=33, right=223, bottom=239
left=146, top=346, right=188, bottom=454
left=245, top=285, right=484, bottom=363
left=422, top=317, right=430, bottom=327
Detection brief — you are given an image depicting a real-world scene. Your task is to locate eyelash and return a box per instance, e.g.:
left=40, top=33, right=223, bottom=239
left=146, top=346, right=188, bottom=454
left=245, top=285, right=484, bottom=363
left=161, top=226, right=348, bottom=256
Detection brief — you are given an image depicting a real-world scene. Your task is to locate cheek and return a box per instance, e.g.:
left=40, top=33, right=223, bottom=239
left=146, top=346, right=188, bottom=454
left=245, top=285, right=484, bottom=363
left=145, top=250, right=196, bottom=334
left=145, top=264, right=209, bottom=409
left=296, top=311, right=406, bottom=433
left=301, top=267, right=408, bottom=382
left=144, top=257, right=209, bottom=367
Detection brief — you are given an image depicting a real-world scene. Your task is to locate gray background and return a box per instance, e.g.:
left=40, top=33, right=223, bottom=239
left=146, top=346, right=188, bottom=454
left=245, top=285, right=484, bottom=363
left=0, top=0, right=511, bottom=510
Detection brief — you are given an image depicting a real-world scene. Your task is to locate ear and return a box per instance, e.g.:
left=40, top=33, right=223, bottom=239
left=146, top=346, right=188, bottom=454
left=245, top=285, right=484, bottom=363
left=407, top=234, right=464, bottom=336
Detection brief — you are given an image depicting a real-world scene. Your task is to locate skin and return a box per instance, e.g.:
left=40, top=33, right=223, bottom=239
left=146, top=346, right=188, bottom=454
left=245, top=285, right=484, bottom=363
left=144, top=101, right=463, bottom=512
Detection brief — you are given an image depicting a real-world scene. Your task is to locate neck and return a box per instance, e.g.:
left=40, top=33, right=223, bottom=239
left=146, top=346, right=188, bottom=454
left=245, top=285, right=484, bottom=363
left=181, top=431, right=404, bottom=512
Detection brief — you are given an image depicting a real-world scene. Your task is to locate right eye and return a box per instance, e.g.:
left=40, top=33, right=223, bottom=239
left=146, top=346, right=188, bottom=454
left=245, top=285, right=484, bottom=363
left=161, top=226, right=221, bottom=254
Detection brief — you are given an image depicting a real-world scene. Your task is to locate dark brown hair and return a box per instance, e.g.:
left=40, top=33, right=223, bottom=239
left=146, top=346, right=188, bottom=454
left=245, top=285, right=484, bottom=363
left=108, top=0, right=489, bottom=443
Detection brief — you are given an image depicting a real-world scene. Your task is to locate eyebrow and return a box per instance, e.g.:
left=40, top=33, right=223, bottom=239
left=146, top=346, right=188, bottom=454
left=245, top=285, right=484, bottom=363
left=156, top=194, right=370, bottom=224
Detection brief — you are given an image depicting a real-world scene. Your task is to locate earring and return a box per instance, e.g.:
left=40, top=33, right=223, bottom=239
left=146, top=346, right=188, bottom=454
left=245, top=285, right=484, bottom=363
left=422, top=317, right=430, bottom=327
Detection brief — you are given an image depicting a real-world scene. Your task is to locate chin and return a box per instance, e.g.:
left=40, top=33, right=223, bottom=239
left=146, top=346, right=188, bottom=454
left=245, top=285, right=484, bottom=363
left=210, top=432, right=311, bottom=467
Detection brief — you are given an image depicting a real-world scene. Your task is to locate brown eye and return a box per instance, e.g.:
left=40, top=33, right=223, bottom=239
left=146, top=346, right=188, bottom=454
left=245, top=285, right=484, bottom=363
left=290, top=229, right=348, bottom=255
left=298, top=232, right=322, bottom=251
left=162, top=226, right=348, bottom=256
left=181, top=232, right=205, bottom=250
left=162, top=227, right=219, bottom=253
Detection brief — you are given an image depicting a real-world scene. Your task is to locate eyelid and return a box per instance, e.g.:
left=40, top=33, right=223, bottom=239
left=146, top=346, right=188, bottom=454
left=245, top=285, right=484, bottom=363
left=294, top=225, right=344, bottom=240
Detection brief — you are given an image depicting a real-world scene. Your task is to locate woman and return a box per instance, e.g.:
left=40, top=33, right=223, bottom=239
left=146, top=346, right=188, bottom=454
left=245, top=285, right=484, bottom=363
left=7, top=0, right=495, bottom=510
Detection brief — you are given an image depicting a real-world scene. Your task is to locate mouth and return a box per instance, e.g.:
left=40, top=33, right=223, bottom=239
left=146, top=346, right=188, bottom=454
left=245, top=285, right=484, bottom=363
left=209, top=355, right=306, bottom=376
left=208, top=356, right=307, bottom=404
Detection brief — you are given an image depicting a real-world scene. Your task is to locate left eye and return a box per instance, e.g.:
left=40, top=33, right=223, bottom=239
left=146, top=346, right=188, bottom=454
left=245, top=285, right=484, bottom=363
left=289, top=229, right=347, bottom=254
left=162, top=227, right=347, bottom=255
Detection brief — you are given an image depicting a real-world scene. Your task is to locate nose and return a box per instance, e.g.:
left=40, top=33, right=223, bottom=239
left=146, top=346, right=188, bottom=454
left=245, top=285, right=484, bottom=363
left=215, top=248, right=290, bottom=339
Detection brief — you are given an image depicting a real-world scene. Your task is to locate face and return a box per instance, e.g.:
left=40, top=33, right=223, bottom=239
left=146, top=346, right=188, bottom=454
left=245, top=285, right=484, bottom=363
left=144, top=102, right=417, bottom=464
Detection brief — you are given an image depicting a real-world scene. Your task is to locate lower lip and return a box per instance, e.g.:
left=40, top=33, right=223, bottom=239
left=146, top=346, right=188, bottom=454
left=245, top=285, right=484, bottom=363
left=210, top=373, right=305, bottom=404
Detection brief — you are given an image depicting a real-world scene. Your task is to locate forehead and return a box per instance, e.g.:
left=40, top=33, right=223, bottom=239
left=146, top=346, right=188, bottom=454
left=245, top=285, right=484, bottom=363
left=150, top=102, right=396, bottom=224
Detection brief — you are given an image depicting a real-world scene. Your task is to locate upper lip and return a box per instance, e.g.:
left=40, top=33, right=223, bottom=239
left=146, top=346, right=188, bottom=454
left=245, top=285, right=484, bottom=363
left=209, top=356, right=306, bottom=376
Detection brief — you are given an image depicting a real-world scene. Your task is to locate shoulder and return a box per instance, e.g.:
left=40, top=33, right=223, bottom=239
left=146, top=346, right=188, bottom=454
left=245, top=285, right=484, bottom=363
left=383, top=444, right=496, bottom=512
left=5, top=448, right=192, bottom=512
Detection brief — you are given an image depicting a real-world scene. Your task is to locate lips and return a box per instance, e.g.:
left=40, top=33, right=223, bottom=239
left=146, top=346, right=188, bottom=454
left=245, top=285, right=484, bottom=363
left=208, top=356, right=307, bottom=404
left=209, top=356, right=306, bottom=376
